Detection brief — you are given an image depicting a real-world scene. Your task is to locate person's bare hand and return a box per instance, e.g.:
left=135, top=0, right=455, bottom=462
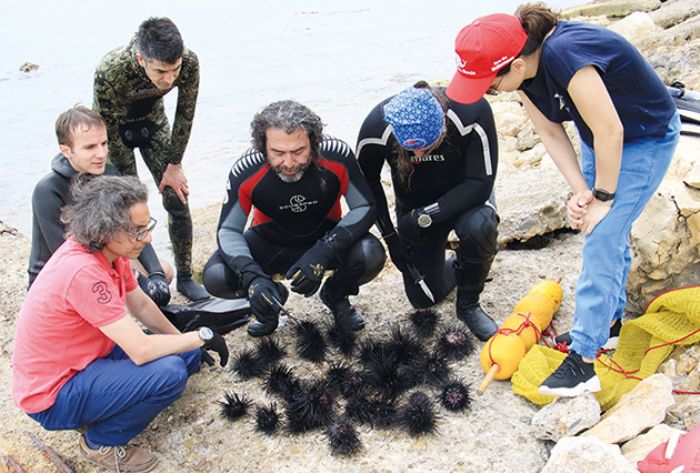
left=567, top=189, right=593, bottom=230
left=580, top=199, right=612, bottom=235
left=159, top=163, right=189, bottom=204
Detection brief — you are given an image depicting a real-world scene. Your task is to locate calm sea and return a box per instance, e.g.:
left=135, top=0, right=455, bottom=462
left=0, top=0, right=579, bottom=258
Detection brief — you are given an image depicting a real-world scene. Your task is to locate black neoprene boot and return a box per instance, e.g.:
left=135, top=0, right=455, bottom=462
left=454, top=261, right=497, bottom=341
left=320, top=280, right=365, bottom=332
left=247, top=282, right=288, bottom=337
left=176, top=271, right=211, bottom=302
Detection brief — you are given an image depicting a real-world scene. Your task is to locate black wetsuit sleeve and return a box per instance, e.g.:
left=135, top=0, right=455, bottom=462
left=356, top=104, right=396, bottom=238
left=323, top=140, right=377, bottom=252
left=431, top=99, right=498, bottom=223
left=137, top=244, right=164, bottom=275
left=216, top=152, right=268, bottom=287
left=31, top=179, right=68, bottom=254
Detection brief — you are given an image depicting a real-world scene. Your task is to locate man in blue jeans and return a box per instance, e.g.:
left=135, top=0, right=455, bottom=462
left=12, top=175, right=229, bottom=473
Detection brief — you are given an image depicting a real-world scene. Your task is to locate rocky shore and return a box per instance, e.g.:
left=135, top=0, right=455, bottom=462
left=1, top=1, right=699, bottom=471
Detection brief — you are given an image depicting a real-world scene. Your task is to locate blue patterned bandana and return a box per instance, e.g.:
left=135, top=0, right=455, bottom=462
left=383, top=88, right=444, bottom=150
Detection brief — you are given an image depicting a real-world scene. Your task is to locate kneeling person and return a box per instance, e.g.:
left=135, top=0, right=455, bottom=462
left=203, top=100, right=385, bottom=336
left=357, top=84, right=500, bottom=340
left=28, top=105, right=172, bottom=307
left=12, top=176, right=228, bottom=473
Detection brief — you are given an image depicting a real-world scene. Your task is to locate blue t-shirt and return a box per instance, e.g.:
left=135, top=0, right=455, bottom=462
left=521, top=21, right=676, bottom=146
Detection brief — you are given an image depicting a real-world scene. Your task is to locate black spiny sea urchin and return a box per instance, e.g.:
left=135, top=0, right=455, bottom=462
left=435, top=326, right=475, bottom=361
left=264, top=364, right=300, bottom=403
left=294, top=321, right=327, bottom=363
left=439, top=381, right=472, bottom=412
left=398, top=391, right=438, bottom=436
left=285, top=380, right=336, bottom=433
left=255, top=403, right=281, bottom=434
left=327, top=420, right=363, bottom=456
left=255, top=337, right=286, bottom=367
left=232, top=348, right=266, bottom=380
left=218, top=392, right=252, bottom=421
left=326, top=321, right=357, bottom=358
left=408, top=309, right=440, bottom=339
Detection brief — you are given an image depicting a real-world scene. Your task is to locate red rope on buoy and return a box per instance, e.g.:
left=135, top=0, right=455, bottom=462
left=487, top=312, right=543, bottom=366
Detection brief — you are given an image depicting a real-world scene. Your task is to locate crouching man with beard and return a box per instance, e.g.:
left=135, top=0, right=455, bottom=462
left=202, top=100, right=385, bottom=336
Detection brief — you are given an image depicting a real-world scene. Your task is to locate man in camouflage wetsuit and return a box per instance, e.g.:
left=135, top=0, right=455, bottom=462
left=93, top=17, right=209, bottom=301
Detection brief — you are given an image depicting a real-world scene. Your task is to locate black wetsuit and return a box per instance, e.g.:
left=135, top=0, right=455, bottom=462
left=357, top=91, right=499, bottom=308
left=28, top=154, right=164, bottom=286
left=203, top=135, right=385, bottom=299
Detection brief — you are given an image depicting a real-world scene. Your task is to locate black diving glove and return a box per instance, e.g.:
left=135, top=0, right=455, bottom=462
left=248, top=277, right=287, bottom=322
left=138, top=272, right=171, bottom=307
left=201, top=331, right=229, bottom=367
left=384, top=233, right=412, bottom=274
left=285, top=240, right=336, bottom=297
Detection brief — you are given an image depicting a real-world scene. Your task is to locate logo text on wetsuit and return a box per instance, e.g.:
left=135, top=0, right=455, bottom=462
left=280, top=195, right=319, bottom=213
left=411, top=154, right=445, bottom=163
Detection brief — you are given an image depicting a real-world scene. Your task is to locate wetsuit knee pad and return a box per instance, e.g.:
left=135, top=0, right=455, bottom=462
left=202, top=252, right=242, bottom=299
left=162, top=188, right=189, bottom=218
left=345, top=234, right=386, bottom=286
left=454, top=206, right=499, bottom=261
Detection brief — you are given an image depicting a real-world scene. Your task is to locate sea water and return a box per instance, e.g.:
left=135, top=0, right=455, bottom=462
left=0, top=0, right=579, bottom=259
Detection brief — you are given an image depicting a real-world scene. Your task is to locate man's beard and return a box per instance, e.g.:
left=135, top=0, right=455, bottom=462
left=273, top=161, right=311, bottom=183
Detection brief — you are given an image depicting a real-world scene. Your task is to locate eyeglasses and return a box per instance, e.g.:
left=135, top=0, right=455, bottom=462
left=126, top=217, right=157, bottom=241
left=486, top=75, right=504, bottom=96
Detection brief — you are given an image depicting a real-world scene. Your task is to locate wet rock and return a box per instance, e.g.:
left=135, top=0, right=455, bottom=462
left=540, top=436, right=636, bottom=473
left=530, top=393, right=601, bottom=442
left=621, top=424, right=685, bottom=466
left=19, top=62, right=39, bottom=73
left=584, top=374, right=674, bottom=443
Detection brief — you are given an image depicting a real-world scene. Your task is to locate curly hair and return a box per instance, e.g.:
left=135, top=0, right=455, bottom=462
left=61, top=175, right=149, bottom=252
left=250, top=100, right=324, bottom=158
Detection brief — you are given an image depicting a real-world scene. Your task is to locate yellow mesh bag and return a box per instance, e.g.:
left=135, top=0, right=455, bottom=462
left=512, top=286, right=700, bottom=410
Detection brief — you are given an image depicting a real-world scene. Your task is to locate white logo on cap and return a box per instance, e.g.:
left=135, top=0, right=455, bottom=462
left=491, top=55, right=515, bottom=72
left=455, top=53, right=474, bottom=76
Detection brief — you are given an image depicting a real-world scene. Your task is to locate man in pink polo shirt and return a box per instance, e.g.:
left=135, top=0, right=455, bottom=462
left=12, top=175, right=228, bottom=473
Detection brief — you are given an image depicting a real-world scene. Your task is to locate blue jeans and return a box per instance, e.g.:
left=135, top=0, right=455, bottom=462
left=569, top=113, right=680, bottom=359
left=29, top=346, right=201, bottom=447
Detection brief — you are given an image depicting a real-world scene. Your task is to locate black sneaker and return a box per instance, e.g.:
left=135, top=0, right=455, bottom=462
left=539, top=351, right=601, bottom=397
left=555, top=319, right=622, bottom=350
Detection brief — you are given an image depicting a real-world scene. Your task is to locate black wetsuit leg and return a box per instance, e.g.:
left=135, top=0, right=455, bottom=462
left=322, top=233, right=386, bottom=297
left=452, top=204, right=499, bottom=299
left=203, top=229, right=309, bottom=299
left=396, top=206, right=456, bottom=309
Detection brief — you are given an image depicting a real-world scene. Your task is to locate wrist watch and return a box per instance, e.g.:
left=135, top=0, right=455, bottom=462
left=416, top=212, right=433, bottom=229
left=592, top=188, right=616, bottom=202
left=198, top=326, right=214, bottom=344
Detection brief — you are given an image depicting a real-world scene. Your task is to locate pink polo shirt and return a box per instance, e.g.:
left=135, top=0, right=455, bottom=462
left=12, top=238, right=137, bottom=413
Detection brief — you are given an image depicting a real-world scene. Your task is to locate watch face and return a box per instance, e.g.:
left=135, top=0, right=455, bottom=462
left=199, top=327, right=214, bottom=341
left=417, top=213, right=432, bottom=228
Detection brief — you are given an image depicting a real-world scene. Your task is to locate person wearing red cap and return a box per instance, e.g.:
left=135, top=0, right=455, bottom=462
left=357, top=82, right=499, bottom=341
left=447, top=3, right=680, bottom=397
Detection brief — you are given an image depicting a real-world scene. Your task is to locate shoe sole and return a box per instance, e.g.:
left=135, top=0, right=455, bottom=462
left=79, top=440, right=159, bottom=473
left=538, top=376, right=602, bottom=397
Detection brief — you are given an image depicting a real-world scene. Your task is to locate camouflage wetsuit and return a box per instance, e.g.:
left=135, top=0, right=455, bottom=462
left=93, top=38, right=199, bottom=277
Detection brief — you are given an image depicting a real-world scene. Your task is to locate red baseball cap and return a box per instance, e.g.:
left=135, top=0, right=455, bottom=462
left=446, top=13, right=528, bottom=104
